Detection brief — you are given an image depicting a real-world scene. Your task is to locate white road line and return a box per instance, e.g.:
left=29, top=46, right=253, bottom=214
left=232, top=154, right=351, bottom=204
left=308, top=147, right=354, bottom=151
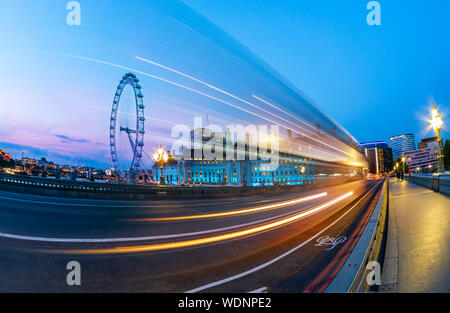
left=0, top=203, right=319, bottom=243
left=0, top=195, right=245, bottom=208
left=391, top=191, right=434, bottom=199
left=185, top=181, right=382, bottom=293
left=0, top=194, right=301, bottom=209
left=248, top=287, right=268, bottom=293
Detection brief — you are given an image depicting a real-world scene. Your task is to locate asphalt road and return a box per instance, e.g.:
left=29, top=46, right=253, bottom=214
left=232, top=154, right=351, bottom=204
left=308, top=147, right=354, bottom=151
left=0, top=179, right=383, bottom=292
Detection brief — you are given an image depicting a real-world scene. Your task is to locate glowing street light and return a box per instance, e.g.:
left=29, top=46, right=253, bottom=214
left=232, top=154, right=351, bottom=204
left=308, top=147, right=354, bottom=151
left=431, top=106, right=443, bottom=132
left=153, top=146, right=169, bottom=184
left=430, top=102, right=445, bottom=172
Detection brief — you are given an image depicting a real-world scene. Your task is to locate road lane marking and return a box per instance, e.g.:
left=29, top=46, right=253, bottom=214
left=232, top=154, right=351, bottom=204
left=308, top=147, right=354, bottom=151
left=0, top=203, right=319, bottom=243
left=315, top=236, right=347, bottom=251
left=0, top=194, right=255, bottom=208
left=30, top=192, right=354, bottom=254
left=0, top=192, right=317, bottom=209
left=126, top=192, right=327, bottom=222
left=248, top=287, right=268, bottom=293
left=305, top=187, right=381, bottom=293
left=185, top=182, right=382, bottom=293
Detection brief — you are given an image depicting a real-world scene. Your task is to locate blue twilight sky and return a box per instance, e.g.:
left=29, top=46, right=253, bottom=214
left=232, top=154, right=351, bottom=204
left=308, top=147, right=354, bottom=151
left=183, top=0, right=450, bottom=142
left=0, top=0, right=448, bottom=168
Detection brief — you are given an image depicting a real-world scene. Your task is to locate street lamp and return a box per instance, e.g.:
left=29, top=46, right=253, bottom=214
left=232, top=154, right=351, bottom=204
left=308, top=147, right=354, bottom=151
left=431, top=102, right=444, bottom=172
left=401, top=156, right=406, bottom=176
left=153, top=146, right=169, bottom=184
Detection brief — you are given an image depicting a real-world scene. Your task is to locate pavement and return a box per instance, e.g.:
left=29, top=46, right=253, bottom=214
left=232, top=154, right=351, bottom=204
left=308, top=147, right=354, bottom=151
left=381, top=178, right=450, bottom=293
left=0, top=179, right=383, bottom=292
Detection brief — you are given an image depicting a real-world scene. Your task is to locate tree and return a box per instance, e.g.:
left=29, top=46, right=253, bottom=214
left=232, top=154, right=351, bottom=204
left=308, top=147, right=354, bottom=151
left=444, top=140, right=450, bottom=171
left=0, top=157, right=14, bottom=169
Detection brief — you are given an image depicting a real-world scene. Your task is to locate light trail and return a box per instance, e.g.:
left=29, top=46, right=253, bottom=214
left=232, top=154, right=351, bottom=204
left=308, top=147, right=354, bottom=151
left=0, top=194, right=241, bottom=208
left=252, top=95, right=318, bottom=133
left=253, top=95, right=359, bottom=145
left=57, top=52, right=348, bottom=157
left=41, top=191, right=353, bottom=255
left=27, top=52, right=344, bottom=159
left=126, top=192, right=327, bottom=222
left=136, top=56, right=318, bottom=136
left=136, top=56, right=353, bottom=157
left=80, top=104, right=176, bottom=126
left=0, top=203, right=318, bottom=243
left=33, top=51, right=357, bottom=161
left=186, top=182, right=381, bottom=293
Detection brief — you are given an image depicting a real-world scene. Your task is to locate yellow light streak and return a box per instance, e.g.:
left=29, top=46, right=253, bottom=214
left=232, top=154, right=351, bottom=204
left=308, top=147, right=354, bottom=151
left=128, top=192, right=328, bottom=222
left=47, top=192, right=353, bottom=255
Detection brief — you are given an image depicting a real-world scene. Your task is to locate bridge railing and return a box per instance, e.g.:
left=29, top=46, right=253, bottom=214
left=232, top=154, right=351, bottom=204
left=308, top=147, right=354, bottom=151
left=325, top=179, right=388, bottom=293
left=406, top=174, right=450, bottom=197
left=0, top=172, right=357, bottom=199
left=0, top=172, right=242, bottom=197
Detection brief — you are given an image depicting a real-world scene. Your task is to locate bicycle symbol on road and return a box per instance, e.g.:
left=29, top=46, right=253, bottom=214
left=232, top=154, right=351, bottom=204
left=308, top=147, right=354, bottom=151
left=315, top=236, right=347, bottom=250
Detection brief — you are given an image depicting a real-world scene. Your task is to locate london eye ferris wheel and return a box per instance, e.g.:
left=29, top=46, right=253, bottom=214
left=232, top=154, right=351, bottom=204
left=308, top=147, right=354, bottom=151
left=109, top=73, right=146, bottom=182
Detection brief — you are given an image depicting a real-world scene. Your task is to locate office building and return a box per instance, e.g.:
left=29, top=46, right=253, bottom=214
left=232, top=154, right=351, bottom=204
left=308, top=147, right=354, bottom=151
left=357, top=141, right=393, bottom=174
left=389, top=134, right=416, bottom=160
left=419, top=137, right=442, bottom=155
left=404, top=147, right=439, bottom=173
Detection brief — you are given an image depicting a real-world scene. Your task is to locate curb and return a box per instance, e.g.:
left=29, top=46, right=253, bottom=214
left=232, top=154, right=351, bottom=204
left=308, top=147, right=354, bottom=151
left=325, top=179, right=388, bottom=293
left=379, top=183, right=398, bottom=292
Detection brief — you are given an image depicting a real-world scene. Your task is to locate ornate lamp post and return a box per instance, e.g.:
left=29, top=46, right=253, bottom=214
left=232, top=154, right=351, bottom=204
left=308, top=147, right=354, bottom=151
left=431, top=102, right=444, bottom=172
left=153, top=146, right=169, bottom=184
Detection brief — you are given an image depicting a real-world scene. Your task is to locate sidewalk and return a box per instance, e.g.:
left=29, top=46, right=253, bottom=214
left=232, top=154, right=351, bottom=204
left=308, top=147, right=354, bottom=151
left=380, top=179, right=450, bottom=292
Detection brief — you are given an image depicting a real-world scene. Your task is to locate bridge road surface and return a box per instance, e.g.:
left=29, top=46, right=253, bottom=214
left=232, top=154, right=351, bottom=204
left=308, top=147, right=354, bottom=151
left=0, top=179, right=383, bottom=292
left=381, top=179, right=450, bottom=293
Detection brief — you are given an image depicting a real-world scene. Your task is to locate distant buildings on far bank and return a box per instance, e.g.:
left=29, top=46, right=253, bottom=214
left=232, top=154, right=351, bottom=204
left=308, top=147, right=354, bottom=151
left=360, top=133, right=445, bottom=174
left=404, top=137, right=441, bottom=173
left=0, top=153, right=109, bottom=181
left=389, top=134, right=416, bottom=161
left=357, top=141, right=393, bottom=174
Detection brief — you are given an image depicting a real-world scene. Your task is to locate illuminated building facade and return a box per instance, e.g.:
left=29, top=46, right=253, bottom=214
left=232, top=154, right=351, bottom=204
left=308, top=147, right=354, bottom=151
left=404, top=148, right=439, bottom=173
left=152, top=158, right=315, bottom=186
left=357, top=141, right=393, bottom=174
left=246, top=158, right=314, bottom=187
left=389, top=134, right=416, bottom=160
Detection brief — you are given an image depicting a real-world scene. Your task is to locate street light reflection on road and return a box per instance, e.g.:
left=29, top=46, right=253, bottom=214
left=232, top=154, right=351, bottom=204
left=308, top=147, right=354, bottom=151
left=42, top=191, right=354, bottom=255
left=126, top=192, right=328, bottom=222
